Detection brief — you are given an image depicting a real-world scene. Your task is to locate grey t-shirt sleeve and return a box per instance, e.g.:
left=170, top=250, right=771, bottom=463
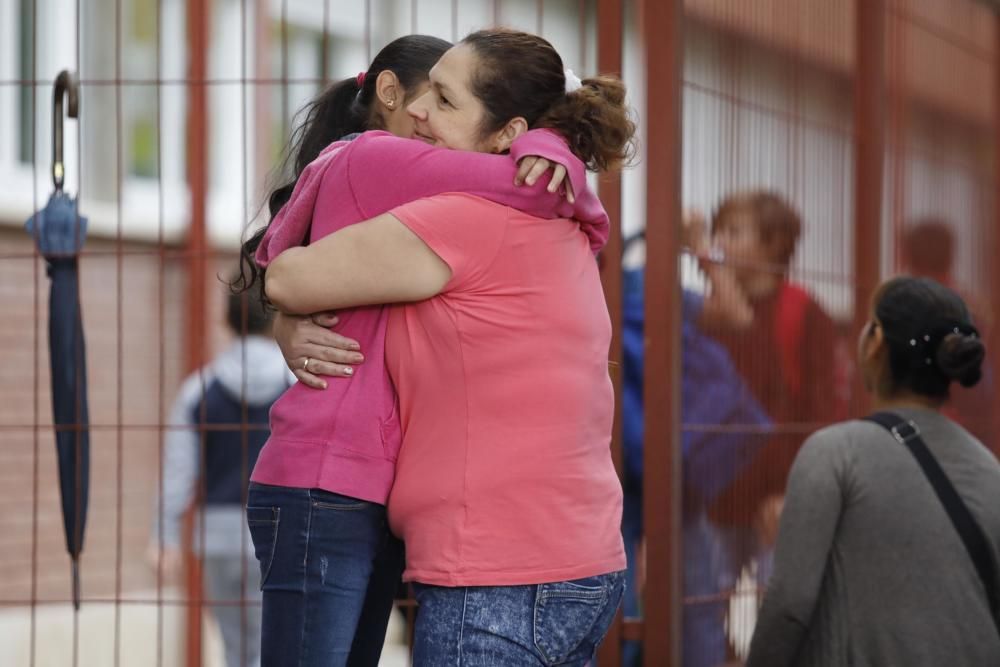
left=746, top=426, right=849, bottom=667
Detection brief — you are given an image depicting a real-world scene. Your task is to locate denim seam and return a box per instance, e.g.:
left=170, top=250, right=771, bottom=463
left=311, top=500, right=368, bottom=511
left=249, top=508, right=279, bottom=587
left=539, top=589, right=606, bottom=602
left=589, top=577, right=626, bottom=658
left=532, top=585, right=544, bottom=664
left=458, top=587, right=469, bottom=666
left=297, top=496, right=314, bottom=667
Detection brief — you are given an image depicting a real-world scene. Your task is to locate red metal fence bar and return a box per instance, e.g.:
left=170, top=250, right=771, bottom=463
left=852, top=0, right=886, bottom=412
left=184, top=0, right=211, bottom=664
left=992, top=10, right=1000, bottom=465
left=641, top=0, right=684, bottom=664
left=595, top=0, right=626, bottom=664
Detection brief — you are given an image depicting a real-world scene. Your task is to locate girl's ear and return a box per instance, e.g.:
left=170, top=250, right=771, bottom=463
left=375, top=70, right=403, bottom=111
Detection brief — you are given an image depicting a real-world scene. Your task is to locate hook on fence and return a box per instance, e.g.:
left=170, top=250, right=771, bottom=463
left=52, top=70, right=80, bottom=192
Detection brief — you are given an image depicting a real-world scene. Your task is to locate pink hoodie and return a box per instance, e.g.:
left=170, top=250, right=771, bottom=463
left=251, top=129, right=609, bottom=504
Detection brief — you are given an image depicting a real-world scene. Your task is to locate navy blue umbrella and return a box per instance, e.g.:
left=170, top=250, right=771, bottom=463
left=25, top=70, right=89, bottom=610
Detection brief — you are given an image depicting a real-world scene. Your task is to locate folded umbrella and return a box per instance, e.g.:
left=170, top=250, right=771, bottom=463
left=24, top=70, right=90, bottom=610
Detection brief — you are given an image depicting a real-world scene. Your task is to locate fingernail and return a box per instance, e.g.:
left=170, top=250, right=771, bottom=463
left=320, top=381, right=328, bottom=389
left=344, top=366, right=354, bottom=375
left=353, top=354, right=365, bottom=363
left=349, top=343, right=360, bottom=351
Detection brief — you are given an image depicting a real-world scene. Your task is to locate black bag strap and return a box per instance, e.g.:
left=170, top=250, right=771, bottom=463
left=865, top=411, right=1000, bottom=634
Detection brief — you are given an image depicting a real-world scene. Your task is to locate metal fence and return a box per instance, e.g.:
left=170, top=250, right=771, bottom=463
left=1, top=0, right=998, bottom=665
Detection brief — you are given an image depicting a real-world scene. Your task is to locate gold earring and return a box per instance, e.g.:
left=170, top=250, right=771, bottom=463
left=388, top=99, right=395, bottom=108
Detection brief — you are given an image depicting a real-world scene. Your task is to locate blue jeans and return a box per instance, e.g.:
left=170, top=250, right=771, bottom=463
left=246, top=483, right=405, bottom=667
left=412, top=571, right=625, bottom=666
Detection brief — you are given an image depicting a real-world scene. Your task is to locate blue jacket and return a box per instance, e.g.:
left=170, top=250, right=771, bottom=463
left=622, top=268, right=771, bottom=506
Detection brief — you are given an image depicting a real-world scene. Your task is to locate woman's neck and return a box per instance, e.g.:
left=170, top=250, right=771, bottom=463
left=872, top=390, right=943, bottom=413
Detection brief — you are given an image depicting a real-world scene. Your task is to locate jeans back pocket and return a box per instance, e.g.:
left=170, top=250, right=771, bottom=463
left=246, top=506, right=280, bottom=589
left=533, top=576, right=614, bottom=665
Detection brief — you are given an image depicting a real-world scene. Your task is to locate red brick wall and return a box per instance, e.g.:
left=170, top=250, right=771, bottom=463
left=0, top=227, right=237, bottom=603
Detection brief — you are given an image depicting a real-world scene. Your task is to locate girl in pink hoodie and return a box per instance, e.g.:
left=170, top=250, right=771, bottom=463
left=233, top=34, right=608, bottom=667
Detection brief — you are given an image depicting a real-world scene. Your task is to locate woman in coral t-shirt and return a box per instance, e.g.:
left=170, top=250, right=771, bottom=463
left=267, top=30, right=633, bottom=665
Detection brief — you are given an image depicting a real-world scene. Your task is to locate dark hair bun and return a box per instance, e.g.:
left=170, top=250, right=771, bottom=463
left=935, top=333, right=985, bottom=388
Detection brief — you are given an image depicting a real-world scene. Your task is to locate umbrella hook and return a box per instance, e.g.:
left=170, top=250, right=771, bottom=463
left=52, top=70, right=79, bottom=193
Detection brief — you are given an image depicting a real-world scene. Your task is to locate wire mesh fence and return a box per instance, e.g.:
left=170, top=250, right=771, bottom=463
left=1, top=1, right=997, bottom=666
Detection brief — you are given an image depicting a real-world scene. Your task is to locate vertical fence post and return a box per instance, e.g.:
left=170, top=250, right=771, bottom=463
left=185, top=0, right=211, bottom=665
left=991, top=10, right=1000, bottom=456
left=596, top=0, right=626, bottom=663
left=852, top=0, right=885, bottom=406
left=641, top=0, right=683, bottom=665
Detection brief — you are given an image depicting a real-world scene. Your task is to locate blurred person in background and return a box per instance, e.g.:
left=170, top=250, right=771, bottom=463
left=901, top=218, right=994, bottom=452
left=747, top=276, right=1000, bottom=666
left=702, top=191, right=840, bottom=583
left=620, top=212, right=771, bottom=667
left=149, top=283, right=289, bottom=667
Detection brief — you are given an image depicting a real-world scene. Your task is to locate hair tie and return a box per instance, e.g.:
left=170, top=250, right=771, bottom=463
left=356, top=71, right=367, bottom=88
left=564, top=68, right=583, bottom=94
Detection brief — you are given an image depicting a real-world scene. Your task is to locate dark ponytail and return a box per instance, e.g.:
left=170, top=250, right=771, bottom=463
left=461, top=28, right=636, bottom=172
left=874, top=276, right=986, bottom=398
left=232, top=34, right=452, bottom=297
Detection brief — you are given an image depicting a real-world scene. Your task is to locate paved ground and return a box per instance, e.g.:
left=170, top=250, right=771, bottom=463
left=0, top=587, right=410, bottom=666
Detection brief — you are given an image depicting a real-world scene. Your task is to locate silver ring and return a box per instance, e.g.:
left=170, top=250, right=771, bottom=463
left=302, top=357, right=311, bottom=371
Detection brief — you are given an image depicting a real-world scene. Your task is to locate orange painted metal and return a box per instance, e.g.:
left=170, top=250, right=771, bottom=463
left=595, top=0, right=626, bottom=664
left=184, top=0, right=211, bottom=664
left=641, top=0, right=684, bottom=664
left=852, top=0, right=886, bottom=417
left=992, top=11, right=1000, bottom=460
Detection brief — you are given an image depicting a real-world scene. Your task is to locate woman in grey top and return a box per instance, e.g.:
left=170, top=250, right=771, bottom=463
left=747, top=276, right=1000, bottom=667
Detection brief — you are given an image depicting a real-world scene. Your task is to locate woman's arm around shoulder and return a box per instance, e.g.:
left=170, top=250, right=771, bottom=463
left=269, top=193, right=508, bottom=314
left=265, top=211, right=451, bottom=315
left=346, top=130, right=608, bottom=251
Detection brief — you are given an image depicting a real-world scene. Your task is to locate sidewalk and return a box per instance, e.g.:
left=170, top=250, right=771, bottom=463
left=0, top=588, right=410, bottom=666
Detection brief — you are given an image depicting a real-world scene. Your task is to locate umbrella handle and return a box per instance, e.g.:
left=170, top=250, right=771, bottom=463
left=52, top=71, right=80, bottom=193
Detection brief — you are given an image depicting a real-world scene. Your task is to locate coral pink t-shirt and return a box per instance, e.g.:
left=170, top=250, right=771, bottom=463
left=385, top=193, right=625, bottom=587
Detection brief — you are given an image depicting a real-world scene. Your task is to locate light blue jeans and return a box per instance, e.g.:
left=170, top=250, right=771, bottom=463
left=412, top=571, right=625, bottom=666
